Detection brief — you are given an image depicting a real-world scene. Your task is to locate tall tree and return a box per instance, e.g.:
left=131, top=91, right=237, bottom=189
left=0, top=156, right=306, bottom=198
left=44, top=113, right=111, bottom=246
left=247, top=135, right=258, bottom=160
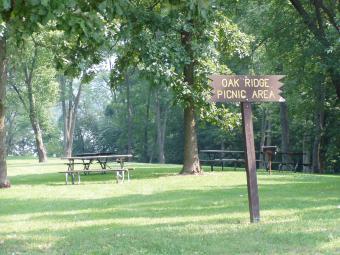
left=11, top=41, right=44, bottom=162
left=0, top=0, right=112, bottom=187
left=59, top=76, right=82, bottom=157
left=108, top=1, right=251, bottom=173
left=180, top=21, right=201, bottom=173
left=288, top=0, right=340, bottom=98
left=9, top=35, right=60, bottom=162
left=0, top=35, right=8, bottom=187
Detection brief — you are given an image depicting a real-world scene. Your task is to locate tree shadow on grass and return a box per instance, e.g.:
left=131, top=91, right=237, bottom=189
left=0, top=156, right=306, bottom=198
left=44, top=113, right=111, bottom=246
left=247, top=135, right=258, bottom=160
left=4, top=213, right=337, bottom=255
left=8, top=166, right=181, bottom=186
left=1, top=186, right=339, bottom=255
left=2, top=173, right=340, bottom=254
left=2, top=180, right=339, bottom=220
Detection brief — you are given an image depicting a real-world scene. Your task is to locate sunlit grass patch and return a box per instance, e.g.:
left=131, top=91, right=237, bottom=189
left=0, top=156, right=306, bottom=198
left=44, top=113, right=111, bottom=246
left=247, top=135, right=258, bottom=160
left=0, top=158, right=339, bottom=254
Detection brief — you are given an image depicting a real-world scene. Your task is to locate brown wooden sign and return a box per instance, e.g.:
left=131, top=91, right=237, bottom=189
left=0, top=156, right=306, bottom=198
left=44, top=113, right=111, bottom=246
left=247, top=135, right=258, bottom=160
left=207, top=74, right=285, bottom=223
left=209, top=75, right=285, bottom=102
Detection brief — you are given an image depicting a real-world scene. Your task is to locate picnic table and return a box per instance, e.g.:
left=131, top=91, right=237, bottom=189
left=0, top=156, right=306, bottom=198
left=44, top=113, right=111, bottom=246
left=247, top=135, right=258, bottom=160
left=199, top=150, right=247, bottom=171
left=200, top=149, right=309, bottom=172
left=273, top=151, right=310, bottom=171
left=59, top=154, right=133, bottom=184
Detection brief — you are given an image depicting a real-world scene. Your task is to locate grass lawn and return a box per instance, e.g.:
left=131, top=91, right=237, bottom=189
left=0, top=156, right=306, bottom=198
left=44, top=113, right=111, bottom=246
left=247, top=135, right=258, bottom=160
left=1, top=158, right=339, bottom=255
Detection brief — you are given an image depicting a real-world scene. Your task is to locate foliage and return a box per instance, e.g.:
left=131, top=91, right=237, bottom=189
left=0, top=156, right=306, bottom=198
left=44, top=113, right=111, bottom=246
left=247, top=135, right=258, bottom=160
left=6, top=34, right=60, bottom=157
left=1, top=0, right=339, bottom=170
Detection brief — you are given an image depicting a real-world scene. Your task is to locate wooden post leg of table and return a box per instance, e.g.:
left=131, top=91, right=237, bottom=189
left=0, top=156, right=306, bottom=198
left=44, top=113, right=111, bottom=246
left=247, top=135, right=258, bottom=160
left=116, top=171, right=120, bottom=183
left=268, top=154, right=272, bottom=175
left=119, top=158, right=124, bottom=169
left=241, top=102, right=260, bottom=223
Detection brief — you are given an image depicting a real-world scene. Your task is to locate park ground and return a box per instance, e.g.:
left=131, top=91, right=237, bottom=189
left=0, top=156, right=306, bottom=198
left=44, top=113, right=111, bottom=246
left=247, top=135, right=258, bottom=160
left=0, top=158, right=339, bottom=255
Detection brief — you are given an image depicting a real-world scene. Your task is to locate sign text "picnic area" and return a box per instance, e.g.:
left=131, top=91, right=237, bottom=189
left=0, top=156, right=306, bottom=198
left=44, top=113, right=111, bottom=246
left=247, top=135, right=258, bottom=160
left=209, top=75, right=285, bottom=102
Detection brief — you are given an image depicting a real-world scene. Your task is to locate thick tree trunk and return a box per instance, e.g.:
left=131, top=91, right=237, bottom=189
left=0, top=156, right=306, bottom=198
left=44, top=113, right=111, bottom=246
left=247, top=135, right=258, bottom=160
left=0, top=36, right=10, bottom=188
left=279, top=102, right=291, bottom=169
left=181, top=106, right=201, bottom=174
left=180, top=28, right=201, bottom=174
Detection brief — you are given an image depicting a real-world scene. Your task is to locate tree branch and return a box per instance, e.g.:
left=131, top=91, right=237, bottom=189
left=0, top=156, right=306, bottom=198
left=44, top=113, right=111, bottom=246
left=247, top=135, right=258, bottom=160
left=10, top=83, right=28, bottom=111
left=289, top=0, right=329, bottom=46
left=319, top=1, right=340, bottom=33
left=313, top=0, right=325, bottom=37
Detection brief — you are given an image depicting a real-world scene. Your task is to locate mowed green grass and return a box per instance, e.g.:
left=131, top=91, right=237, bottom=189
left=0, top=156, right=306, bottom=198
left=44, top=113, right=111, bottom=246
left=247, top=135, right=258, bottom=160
left=0, top=158, right=339, bottom=255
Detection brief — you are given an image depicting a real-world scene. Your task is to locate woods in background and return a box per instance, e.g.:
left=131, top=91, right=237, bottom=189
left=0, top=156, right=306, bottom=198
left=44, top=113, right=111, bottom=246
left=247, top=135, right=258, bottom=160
left=1, top=0, right=339, bottom=188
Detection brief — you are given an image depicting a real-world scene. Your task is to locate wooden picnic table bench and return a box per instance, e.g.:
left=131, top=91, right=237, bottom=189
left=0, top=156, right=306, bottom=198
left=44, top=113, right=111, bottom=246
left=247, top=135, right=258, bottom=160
left=59, top=168, right=134, bottom=184
left=60, top=154, right=133, bottom=184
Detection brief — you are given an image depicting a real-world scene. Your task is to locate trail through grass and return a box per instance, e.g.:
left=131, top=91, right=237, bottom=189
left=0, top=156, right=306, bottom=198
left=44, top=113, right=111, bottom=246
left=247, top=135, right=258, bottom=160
left=0, top=158, right=339, bottom=254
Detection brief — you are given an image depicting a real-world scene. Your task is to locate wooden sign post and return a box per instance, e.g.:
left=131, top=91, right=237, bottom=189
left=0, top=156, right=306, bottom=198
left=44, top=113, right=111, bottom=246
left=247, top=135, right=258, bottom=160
left=208, top=75, right=285, bottom=223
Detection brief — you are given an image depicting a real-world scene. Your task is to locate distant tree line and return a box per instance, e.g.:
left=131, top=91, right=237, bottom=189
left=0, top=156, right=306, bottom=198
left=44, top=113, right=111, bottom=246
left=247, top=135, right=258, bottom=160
left=1, top=0, right=339, bottom=187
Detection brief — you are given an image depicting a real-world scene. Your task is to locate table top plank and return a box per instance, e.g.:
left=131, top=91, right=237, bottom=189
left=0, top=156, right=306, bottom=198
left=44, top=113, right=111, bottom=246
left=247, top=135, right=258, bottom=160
left=200, top=150, right=245, bottom=153
left=61, top=154, right=133, bottom=160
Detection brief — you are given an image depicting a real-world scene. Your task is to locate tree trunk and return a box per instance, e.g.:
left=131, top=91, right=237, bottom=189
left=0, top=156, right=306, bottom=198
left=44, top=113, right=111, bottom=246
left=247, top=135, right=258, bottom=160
left=0, top=35, right=10, bottom=188
left=312, top=131, right=322, bottom=173
left=181, top=106, right=201, bottom=174
left=61, top=76, right=69, bottom=156
left=155, top=91, right=168, bottom=164
left=31, top=119, right=47, bottom=162
left=27, top=93, right=47, bottom=162
left=259, top=108, right=266, bottom=169
left=142, top=88, right=151, bottom=162
left=264, top=112, right=272, bottom=167
left=266, top=119, right=272, bottom=146
left=60, top=76, right=82, bottom=157
left=289, top=0, right=340, bottom=98
left=25, top=62, right=47, bottom=162
left=303, top=133, right=311, bottom=173
left=126, top=74, right=133, bottom=154
left=155, top=93, right=164, bottom=163
left=279, top=102, right=291, bottom=169
left=312, top=81, right=325, bottom=173
left=6, top=112, right=17, bottom=155
left=180, top=27, right=201, bottom=174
